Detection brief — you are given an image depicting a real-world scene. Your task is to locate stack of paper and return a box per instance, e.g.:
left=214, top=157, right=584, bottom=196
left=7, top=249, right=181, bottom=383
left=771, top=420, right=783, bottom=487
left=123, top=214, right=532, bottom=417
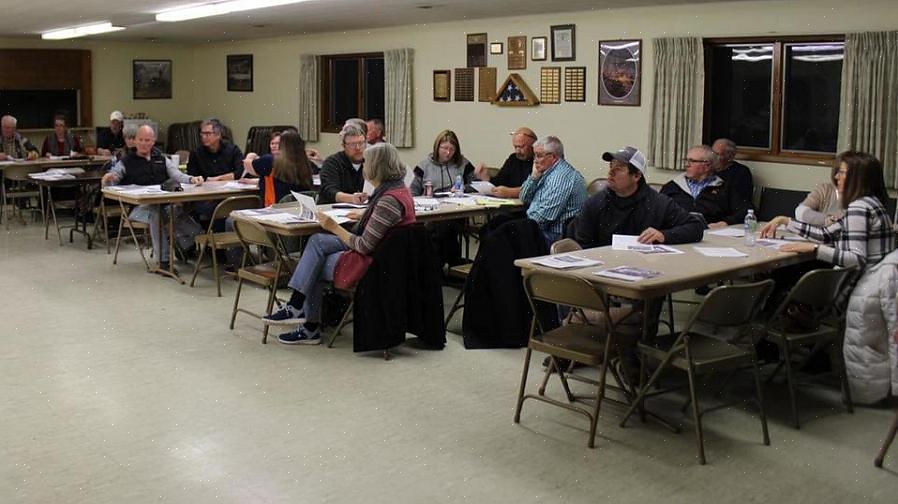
left=532, top=254, right=602, bottom=269
left=693, top=247, right=749, bottom=258
left=323, top=209, right=356, bottom=225
left=414, top=197, right=441, bottom=212
left=707, top=228, right=745, bottom=237
left=255, top=213, right=306, bottom=224
left=595, top=266, right=662, bottom=282
left=611, top=235, right=683, bottom=254
left=470, top=181, right=495, bottom=195
left=290, top=191, right=318, bottom=221
left=755, top=238, right=792, bottom=249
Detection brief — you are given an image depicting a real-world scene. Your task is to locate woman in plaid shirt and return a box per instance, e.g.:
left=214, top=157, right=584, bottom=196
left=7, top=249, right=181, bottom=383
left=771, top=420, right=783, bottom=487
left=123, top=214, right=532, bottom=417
left=761, top=151, right=895, bottom=273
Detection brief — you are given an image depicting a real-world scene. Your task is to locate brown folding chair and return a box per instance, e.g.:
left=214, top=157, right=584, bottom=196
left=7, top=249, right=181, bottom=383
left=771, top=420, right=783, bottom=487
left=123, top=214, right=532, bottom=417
left=111, top=200, right=152, bottom=271
left=230, top=218, right=295, bottom=344
left=876, top=409, right=898, bottom=468
left=763, top=266, right=857, bottom=429
left=2, top=164, right=44, bottom=229
left=189, top=195, right=261, bottom=296
left=586, top=177, right=607, bottom=196
left=620, top=279, right=775, bottom=464
left=513, top=270, right=634, bottom=448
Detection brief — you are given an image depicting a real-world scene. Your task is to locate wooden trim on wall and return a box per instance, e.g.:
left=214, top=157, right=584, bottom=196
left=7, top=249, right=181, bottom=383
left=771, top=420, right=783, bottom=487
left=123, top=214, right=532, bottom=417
left=0, top=49, right=93, bottom=127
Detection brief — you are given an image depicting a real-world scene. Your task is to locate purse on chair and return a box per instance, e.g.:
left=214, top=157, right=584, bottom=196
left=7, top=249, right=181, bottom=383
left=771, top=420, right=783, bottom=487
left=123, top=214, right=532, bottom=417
left=333, top=250, right=373, bottom=290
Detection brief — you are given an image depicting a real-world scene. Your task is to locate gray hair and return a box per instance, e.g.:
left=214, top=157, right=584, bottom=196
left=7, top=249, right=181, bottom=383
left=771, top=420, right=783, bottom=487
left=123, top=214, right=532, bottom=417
left=340, top=123, right=367, bottom=143
left=713, top=138, right=737, bottom=160
left=201, top=118, right=223, bottom=135
left=1, top=115, right=17, bottom=127
left=137, top=124, right=157, bottom=139
left=534, top=135, right=565, bottom=159
left=363, top=143, right=406, bottom=184
left=123, top=123, right=139, bottom=140
left=690, top=144, right=719, bottom=165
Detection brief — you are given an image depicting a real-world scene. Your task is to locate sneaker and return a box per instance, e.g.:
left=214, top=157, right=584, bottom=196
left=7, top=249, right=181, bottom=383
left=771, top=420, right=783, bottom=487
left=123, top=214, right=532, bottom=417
left=262, top=304, right=305, bottom=326
left=278, top=325, right=321, bottom=345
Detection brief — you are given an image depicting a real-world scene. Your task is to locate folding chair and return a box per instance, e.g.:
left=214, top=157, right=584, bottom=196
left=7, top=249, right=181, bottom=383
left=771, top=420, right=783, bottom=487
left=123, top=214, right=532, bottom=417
left=876, top=409, right=898, bottom=468
left=2, top=164, right=43, bottom=229
left=189, top=195, right=261, bottom=296
left=763, top=266, right=856, bottom=428
left=586, top=177, right=607, bottom=196
left=513, top=270, right=635, bottom=448
left=620, top=279, right=775, bottom=464
left=112, top=200, right=152, bottom=271
left=230, top=218, right=295, bottom=343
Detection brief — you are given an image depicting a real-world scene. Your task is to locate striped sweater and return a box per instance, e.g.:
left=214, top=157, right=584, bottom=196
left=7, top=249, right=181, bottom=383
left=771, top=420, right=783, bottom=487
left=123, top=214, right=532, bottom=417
left=347, top=196, right=404, bottom=255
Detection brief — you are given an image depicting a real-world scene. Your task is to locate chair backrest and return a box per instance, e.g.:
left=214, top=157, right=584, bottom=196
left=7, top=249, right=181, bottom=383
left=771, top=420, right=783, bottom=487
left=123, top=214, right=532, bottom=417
left=233, top=218, right=276, bottom=249
left=550, top=238, right=582, bottom=254
left=3, top=164, right=43, bottom=182
left=207, top=195, right=261, bottom=231
left=278, top=193, right=295, bottom=203
left=772, top=266, right=857, bottom=323
left=685, top=279, right=775, bottom=330
left=648, top=182, right=665, bottom=193
left=245, top=125, right=294, bottom=155
left=757, top=187, right=808, bottom=222
left=587, top=177, right=607, bottom=196
left=523, top=270, right=608, bottom=314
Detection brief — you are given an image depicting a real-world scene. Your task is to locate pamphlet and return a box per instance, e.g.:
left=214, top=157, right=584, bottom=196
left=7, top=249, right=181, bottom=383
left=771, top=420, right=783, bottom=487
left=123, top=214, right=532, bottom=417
left=470, top=181, right=496, bottom=195
left=693, top=247, right=749, bottom=258
left=290, top=191, right=319, bottom=221
left=594, top=266, right=662, bottom=282
left=532, top=254, right=602, bottom=269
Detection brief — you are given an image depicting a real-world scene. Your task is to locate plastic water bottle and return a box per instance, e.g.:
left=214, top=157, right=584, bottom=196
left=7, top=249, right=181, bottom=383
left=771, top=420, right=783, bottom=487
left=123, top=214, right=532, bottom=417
left=452, top=175, right=464, bottom=196
left=744, top=209, right=758, bottom=246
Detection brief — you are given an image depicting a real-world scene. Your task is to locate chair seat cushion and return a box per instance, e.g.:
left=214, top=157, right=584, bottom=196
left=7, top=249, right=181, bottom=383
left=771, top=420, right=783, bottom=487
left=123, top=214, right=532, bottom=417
left=531, top=324, right=609, bottom=365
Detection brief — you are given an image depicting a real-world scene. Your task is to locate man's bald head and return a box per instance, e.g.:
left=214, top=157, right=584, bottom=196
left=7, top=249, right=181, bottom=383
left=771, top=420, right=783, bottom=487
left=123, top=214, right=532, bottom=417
left=511, top=127, right=537, bottom=161
left=135, top=125, right=156, bottom=157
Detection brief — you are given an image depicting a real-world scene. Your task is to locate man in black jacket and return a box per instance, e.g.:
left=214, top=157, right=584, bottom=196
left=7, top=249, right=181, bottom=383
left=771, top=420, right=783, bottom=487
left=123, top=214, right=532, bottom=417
left=318, top=123, right=368, bottom=205
left=660, top=144, right=749, bottom=229
left=712, top=138, right=754, bottom=209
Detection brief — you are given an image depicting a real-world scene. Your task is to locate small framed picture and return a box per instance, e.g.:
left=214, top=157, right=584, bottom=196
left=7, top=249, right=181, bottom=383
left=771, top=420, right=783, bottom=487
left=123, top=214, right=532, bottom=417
left=599, top=39, right=642, bottom=106
left=550, top=24, right=576, bottom=62
left=490, top=42, right=504, bottom=55
left=227, top=54, right=253, bottom=92
left=433, top=69, right=451, bottom=102
left=532, top=37, right=547, bottom=61
left=133, top=59, right=172, bottom=99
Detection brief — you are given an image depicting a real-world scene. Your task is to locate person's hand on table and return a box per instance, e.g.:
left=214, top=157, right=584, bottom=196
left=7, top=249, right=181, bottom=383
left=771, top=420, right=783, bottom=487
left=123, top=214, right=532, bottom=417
left=492, top=186, right=514, bottom=198
left=26, top=151, right=39, bottom=161
left=317, top=210, right=339, bottom=232
left=708, top=221, right=728, bottom=229
left=759, top=216, right=790, bottom=238
left=101, top=173, right=117, bottom=186
left=346, top=209, right=365, bottom=220
left=190, top=176, right=204, bottom=185
left=780, top=242, right=817, bottom=254
left=349, top=192, right=368, bottom=205
left=638, top=227, right=665, bottom=244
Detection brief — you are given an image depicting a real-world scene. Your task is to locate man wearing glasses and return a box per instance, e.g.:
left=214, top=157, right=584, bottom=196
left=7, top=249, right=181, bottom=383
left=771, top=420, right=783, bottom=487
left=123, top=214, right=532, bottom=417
left=187, top=118, right=244, bottom=182
left=660, top=145, right=749, bottom=229
left=318, top=123, right=368, bottom=205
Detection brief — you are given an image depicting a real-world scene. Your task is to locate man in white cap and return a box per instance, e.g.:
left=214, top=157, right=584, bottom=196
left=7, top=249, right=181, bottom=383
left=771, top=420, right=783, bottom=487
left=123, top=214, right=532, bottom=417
left=97, top=111, right=126, bottom=156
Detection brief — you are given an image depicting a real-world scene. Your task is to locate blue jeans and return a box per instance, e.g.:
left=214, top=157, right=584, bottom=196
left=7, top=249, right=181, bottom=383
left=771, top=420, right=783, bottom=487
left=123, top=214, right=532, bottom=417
left=129, top=204, right=201, bottom=262
left=287, top=233, right=347, bottom=323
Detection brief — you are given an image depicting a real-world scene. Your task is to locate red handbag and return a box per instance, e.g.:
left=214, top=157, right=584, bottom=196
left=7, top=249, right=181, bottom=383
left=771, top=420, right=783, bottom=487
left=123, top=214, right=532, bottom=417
left=333, top=250, right=373, bottom=290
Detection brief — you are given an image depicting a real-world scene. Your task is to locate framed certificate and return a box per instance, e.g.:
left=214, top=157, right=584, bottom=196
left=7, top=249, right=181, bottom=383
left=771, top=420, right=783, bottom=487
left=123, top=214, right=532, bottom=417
left=507, top=36, right=527, bottom=70
left=532, top=37, right=547, bottom=61
left=550, top=25, right=576, bottom=62
left=433, top=70, right=451, bottom=102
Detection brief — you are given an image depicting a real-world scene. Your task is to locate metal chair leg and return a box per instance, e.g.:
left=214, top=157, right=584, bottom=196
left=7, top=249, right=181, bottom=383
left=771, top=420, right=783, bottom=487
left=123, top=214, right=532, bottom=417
left=262, top=281, right=277, bottom=344
left=513, top=347, right=533, bottom=423
left=752, top=354, right=771, bottom=446
left=782, top=342, right=801, bottom=429
left=328, top=300, right=354, bottom=348
left=189, top=243, right=207, bottom=288
left=444, top=288, right=465, bottom=328
left=230, top=277, right=244, bottom=330
left=686, top=365, right=707, bottom=465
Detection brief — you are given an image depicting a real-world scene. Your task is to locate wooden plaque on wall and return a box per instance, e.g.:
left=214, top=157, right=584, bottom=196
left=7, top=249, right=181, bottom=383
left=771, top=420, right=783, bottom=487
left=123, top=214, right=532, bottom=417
left=507, top=36, right=527, bottom=70
left=564, top=66, right=586, bottom=102
left=455, top=68, right=475, bottom=102
left=539, top=67, right=561, bottom=104
left=433, top=70, right=451, bottom=102
left=467, top=33, right=488, bottom=68
left=478, top=67, right=497, bottom=102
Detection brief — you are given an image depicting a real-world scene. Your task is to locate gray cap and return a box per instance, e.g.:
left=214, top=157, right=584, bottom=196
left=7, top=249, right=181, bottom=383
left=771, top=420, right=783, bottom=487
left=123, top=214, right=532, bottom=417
left=602, top=146, right=646, bottom=174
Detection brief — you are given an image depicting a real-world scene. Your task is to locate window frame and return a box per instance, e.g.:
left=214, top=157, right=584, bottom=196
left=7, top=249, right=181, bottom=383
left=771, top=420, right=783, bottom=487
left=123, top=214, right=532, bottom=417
left=703, top=35, right=845, bottom=166
left=319, top=52, right=384, bottom=134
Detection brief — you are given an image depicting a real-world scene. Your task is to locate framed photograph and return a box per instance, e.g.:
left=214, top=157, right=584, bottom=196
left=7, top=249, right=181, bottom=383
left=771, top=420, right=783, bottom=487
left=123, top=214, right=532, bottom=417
left=478, top=67, right=498, bottom=102
left=564, top=66, right=586, bottom=102
left=507, top=36, right=527, bottom=70
left=132, top=59, right=172, bottom=99
left=532, top=37, right=547, bottom=61
left=550, top=25, right=576, bottom=62
left=539, top=67, right=561, bottom=104
left=433, top=70, right=451, bottom=102
left=490, top=42, right=504, bottom=55
left=455, top=68, right=475, bottom=102
left=467, top=33, right=488, bottom=68
left=599, top=39, right=642, bottom=106
left=226, top=54, right=253, bottom=92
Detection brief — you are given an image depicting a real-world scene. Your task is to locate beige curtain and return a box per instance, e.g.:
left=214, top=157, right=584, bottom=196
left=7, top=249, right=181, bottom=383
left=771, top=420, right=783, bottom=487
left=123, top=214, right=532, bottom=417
left=647, top=37, right=704, bottom=171
left=384, top=48, right=414, bottom=148
left=838, top=31, right=898, bottom=187
left=297, top=54, right=319, bottom=143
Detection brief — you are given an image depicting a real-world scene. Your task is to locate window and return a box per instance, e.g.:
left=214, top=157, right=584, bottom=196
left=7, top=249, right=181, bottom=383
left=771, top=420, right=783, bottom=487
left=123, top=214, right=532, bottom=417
left=704, top=37, right=844, bottom=164
left=320, top=53, right=384, bottom=133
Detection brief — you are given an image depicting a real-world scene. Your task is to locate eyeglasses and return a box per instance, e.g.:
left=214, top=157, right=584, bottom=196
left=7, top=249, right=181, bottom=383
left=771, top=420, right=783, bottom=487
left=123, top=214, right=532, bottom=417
left=344, top=141, right=366, bottom=149
left=200, top=130, right=217, bottom=136
left=534, top=151, right=553, bottom=159
left=684, top=158, right=711, bottom=165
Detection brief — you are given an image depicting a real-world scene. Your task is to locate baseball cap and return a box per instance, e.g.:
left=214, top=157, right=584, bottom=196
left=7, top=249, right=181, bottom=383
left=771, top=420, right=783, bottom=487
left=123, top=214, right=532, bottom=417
left=602, top=146, right=646, bottom=174
left=109, top=110, right=124, bottom=122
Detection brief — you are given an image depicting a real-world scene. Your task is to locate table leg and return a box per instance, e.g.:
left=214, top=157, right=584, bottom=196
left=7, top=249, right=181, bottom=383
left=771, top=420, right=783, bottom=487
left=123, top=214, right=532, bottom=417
left=152, top=203, right=185, bottom=284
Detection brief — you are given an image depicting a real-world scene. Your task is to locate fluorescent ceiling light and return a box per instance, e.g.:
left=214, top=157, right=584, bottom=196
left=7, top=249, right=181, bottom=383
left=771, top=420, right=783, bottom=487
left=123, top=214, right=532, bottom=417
left=157, top=0, right=309, bottom=22
left=41, top=22, right=125, bottom=40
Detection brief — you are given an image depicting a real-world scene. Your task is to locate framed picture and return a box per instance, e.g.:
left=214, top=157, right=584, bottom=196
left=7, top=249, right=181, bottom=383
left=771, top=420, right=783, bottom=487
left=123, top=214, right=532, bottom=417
left=455, top=68, right=475, bottom=102
left=539, top=67, right=561, bottom=104
left=433, top=70, right=451, bottom=102
left=599, top=39, right=641, bottom=106
left=132, top=59, right=172, bottom=99
left=550, top=25, right=576, bottom=62
left=467, top=33, right=488, bottom=67
left=507, top=36, right=527, bottom=70
left=490, top=42, right=504, bottom=55
left=564, top=66, right=586, bottom=102
left=532, top=37, right=547, bottom=61
left=227, top=54, right=253, bottom=92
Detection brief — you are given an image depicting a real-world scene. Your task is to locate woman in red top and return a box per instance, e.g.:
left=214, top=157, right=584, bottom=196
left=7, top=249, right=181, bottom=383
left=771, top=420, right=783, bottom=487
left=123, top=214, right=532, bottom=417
left=41, top=114, right=83, bottom=157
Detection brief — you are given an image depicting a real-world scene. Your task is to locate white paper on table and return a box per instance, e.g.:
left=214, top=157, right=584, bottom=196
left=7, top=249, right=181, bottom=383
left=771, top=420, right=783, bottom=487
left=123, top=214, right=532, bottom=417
left=47, top=167, right=84, bottom=175
left=222, top=181, right=247, bottom=190
left=47, top=155, right=66, bottom=160
left=444, top=195, right=479, bottom=207
left=291, top=191, right=318, bottom=221
left=611, top=235, right=683, bottom=254
left=754, top=238, right=792, bottom=249
left=332, top=203, right=367, bottom=209
left=470, top=181, right=496, bottom=195
left=611, top=234, right=641, bottom=250
left=255, top=212, right=307, bottom=224
left=693, top=247, right=749, bottom=258
left=594, top=266, right=662, bottom=282
left=707, top=228, right=745, bottom=237
left=114, top=186, right=165, bottom=195
left=323, top=209, right=355, bottom=224
left=414, top=197, right=441, bottom=212
left=532, top=254, right=603, bottom=269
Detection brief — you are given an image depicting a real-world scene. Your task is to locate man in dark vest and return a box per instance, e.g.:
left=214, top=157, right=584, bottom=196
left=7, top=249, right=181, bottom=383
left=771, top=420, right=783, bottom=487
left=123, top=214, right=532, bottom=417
left=102, top=125, right=203, bottom=270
